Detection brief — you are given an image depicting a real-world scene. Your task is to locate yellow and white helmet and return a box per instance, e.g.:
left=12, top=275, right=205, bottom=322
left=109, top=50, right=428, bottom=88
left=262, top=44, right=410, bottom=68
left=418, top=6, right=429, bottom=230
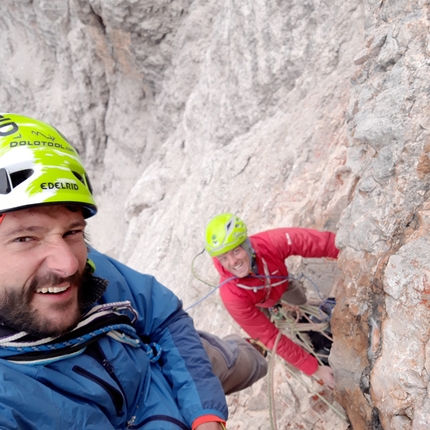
left=0, top=113, right=97, bottom=217
left=205, top=213, right=248, bottom=257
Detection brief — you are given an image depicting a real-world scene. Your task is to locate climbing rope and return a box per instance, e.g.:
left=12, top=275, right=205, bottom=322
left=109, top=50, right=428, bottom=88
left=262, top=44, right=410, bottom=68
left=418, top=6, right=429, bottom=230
left=268, top=332, right=282, bottom=430
left=191, top=249, right=217, bottom=288
left=268, top=354, right=347, bottom=425
left=273, top=302, right=333, bottom=365
left=189, top=248, right=334, bottom=316
left=189, top=250, right=338, bottom=368
left=186, top=249, right=238, bottom=311
left=190, top=249, right=346, bottom=425
left=266, top=304, right=347, bottom=428
left=184, top=275, right=238, bottom=312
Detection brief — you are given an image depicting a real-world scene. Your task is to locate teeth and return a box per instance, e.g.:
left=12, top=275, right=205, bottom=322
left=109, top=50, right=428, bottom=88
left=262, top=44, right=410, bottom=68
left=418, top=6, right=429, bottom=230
left=36, top=285, right=69, bottom=294
left=233, top=263, right=243, bottom=270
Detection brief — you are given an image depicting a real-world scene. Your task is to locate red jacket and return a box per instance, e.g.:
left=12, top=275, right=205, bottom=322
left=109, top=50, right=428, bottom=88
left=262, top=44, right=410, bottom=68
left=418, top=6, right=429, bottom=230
left=213, top=228, right=339, bottom=375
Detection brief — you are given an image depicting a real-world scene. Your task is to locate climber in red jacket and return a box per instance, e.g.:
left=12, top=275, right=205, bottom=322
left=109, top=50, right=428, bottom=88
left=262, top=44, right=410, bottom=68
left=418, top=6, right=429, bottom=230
left=205, top=213, right=339, bottom=388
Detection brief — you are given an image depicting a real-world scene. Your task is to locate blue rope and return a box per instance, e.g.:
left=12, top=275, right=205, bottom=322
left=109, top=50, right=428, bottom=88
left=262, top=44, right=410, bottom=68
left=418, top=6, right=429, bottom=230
left=185, top=276, right=237, bottom=311
left=292, top=273, right=336, bottom=319
left=2, top=323, right=141, bottom=353
left=187, top=271, right=335, bottom=319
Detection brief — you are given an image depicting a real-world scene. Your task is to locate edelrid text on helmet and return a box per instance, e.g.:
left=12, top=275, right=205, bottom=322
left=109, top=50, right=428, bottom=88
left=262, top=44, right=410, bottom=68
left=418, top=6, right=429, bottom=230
left=0, top=113, right=97, bottom=217
left=205, top=213, right=247, bottom=257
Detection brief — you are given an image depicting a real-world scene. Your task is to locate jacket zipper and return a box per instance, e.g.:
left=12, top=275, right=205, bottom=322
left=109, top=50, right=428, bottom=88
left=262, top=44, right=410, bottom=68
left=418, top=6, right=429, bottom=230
left=73, top=365, right=124, bottom=416
left=96, top=343, right=128, bottom=413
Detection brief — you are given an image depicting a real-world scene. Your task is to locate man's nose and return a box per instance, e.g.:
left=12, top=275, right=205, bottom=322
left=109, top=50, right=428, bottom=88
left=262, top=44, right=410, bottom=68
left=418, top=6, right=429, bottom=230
left=227, top=254, right=238, bottom=266
left=44, top=240, right=80, bottom=278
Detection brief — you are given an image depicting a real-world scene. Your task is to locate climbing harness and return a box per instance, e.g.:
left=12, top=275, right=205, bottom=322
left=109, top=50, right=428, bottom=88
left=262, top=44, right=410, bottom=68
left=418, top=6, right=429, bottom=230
left=189, top=249, right=333, bottom=320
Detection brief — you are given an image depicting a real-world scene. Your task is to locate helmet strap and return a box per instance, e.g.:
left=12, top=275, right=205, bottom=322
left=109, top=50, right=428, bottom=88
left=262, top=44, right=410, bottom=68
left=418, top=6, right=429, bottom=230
left=241, top=238, right=258, bottom=275
left=0, top=213, right=5, bottom=225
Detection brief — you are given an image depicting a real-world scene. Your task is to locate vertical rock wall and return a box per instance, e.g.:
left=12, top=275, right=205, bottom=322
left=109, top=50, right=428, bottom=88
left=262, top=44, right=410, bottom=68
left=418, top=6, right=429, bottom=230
left=0, top=0, right=429, bottom=428
left=333, top=1, right=430, bottom=428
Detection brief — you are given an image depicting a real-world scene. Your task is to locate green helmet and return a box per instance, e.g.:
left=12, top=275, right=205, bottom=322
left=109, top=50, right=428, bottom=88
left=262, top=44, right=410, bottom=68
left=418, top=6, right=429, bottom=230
left=205, top=213, right=247, bottom=257
left=0, top=113, right=97, bottom=217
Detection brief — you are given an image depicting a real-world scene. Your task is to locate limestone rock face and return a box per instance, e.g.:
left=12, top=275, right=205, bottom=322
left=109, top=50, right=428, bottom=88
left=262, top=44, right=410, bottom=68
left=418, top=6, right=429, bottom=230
left=332, top=1, right=430, bottom=428
left=0, top=0, right=429, bottom=428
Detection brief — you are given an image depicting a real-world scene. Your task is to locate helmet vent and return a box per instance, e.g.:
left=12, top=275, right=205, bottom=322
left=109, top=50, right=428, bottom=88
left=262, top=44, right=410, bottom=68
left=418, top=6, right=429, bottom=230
left=72, top=171, right=85, bottom=185
left=10, top=169, right=34, bottom=189
left=0, top=168, right=11, bottom=194
left=85, top=174, right=93, bottom=194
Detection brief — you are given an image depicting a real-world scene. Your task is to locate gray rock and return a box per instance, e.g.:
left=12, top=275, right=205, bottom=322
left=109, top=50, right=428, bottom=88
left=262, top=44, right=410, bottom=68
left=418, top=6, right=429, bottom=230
left=1, top=0, right=429, bottom=428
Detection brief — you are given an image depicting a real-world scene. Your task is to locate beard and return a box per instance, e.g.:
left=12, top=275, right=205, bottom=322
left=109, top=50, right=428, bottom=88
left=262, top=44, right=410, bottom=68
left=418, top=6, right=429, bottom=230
left=0, top=270, right=86, bottom=338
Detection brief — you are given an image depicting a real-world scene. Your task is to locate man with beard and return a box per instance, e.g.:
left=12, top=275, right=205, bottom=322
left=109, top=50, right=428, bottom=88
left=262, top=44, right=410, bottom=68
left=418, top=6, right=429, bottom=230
left=0, top=114, right=267, bottom=430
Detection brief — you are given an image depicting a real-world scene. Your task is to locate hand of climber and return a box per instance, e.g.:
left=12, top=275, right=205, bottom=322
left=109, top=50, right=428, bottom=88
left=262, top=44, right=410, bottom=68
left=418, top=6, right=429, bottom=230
left=313, top=365, right=335, bottom=389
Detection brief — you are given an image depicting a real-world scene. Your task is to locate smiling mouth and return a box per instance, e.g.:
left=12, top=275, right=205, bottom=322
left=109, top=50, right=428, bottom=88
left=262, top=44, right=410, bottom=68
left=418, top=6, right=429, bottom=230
left=35, top=285, right=70, bottom=294
left=233, top=263, right=243, bottom=270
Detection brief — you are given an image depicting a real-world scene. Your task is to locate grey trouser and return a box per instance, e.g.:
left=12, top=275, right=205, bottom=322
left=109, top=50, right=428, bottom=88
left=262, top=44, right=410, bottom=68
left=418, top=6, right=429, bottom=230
left=199, top=331, right=268, bottom=395
left=280, top=279, right=307, bottom=305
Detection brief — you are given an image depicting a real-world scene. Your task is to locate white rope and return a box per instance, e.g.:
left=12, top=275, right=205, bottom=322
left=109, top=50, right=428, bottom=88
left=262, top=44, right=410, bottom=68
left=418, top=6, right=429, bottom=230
left=268, top=332, right=282, bottom=430
left=266, top=303, right=347, bottom=423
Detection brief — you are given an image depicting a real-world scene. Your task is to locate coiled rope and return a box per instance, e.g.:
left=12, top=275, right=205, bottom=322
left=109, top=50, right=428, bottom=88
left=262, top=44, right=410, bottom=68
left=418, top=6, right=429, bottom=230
left=267, top=304, right=347, bottom=429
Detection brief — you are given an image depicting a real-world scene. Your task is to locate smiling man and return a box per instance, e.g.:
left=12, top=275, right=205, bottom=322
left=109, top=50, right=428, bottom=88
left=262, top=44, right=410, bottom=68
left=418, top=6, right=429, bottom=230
left=0, top=206, right=87, bottom=337
left=0, top=114, right=250, bottom=430
left=205, top=213, right=339, bottom=389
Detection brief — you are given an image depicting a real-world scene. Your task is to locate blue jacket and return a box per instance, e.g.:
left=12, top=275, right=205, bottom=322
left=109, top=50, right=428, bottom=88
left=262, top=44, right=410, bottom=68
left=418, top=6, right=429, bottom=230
left=0, top=248, right=227, bottom=429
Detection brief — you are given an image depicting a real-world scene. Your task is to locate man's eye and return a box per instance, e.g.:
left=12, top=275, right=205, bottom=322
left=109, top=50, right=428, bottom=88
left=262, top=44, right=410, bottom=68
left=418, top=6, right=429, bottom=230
left=13, top=236, right=33, bottom=243
left=64, top=229, right=84, bottom=237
